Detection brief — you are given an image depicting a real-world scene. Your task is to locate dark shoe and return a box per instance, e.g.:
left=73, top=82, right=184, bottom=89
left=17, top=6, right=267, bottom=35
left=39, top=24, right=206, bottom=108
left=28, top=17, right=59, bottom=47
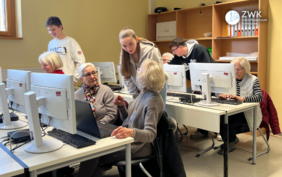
left=190, top=131, right=208, bottom=138
left=218, top=137, right=239, bottom=155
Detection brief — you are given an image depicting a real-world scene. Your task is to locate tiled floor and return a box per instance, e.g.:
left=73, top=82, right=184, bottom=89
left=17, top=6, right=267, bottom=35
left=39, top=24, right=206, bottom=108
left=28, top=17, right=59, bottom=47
left=77, top=126, right=282, bottom=177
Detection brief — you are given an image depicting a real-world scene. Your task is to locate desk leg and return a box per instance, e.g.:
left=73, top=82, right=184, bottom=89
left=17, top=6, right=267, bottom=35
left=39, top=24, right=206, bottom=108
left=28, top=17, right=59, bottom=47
left=126, top=143, right=131, bottom=177
left=252, top=106, right=258, bottom=165
left=223, top=114, right=229, bottom=177
left=30, top=171, right=37, bottom=177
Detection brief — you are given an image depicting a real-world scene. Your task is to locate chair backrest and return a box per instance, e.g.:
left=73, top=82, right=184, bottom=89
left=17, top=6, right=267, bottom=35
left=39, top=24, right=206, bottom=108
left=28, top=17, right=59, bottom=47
left=115, top=100, right=129, bottom=126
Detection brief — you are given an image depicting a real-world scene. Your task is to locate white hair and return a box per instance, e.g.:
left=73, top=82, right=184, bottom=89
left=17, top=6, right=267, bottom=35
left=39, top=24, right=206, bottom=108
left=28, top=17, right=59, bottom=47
left=136, top=60, right=166, bottom=92
left=162, top=52, right=174, bottom=61
left=231, top=57, right=251, bottom=73
left=78, top=63, right=96, bottom=77
left=38, top=51, right=63, bottom=70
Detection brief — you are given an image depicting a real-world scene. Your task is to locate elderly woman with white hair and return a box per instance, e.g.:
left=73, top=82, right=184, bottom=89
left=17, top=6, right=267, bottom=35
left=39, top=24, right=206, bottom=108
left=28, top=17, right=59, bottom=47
left=162, top=52, right=174, bottom=64
left=77, top=60, right=166, bottom=177
left=38, top=51, right=64, bottom=74
left=217, top=57, right=263, bottom=155
left=74, top=63, right=116, bottom=124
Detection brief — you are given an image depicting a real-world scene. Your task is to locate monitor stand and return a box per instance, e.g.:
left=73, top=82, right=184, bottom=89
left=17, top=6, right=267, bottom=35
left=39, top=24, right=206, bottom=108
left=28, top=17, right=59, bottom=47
left=24, top=91, right=63, bottom=153
left=198, top=73, right=219, bottom=107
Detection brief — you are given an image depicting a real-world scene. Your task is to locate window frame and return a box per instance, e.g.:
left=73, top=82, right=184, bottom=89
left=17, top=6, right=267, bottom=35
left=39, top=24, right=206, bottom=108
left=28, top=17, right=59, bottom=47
left=0, top=0, right=16, bottom=37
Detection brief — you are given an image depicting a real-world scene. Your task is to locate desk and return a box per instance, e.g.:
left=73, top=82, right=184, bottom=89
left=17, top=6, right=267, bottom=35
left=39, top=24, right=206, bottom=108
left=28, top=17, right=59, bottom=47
left=0, top=114, right=134, bottom=177
left=0, top=145, right=24, bottom=177
left=114, top=92, right=259, bottom=177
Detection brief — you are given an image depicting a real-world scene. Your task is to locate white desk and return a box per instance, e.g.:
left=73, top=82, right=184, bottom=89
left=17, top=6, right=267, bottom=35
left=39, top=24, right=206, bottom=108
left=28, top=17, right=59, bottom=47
left=114, top=92, right=259, bottom=177
left=0, top=145, right=24, bottom=177
left=0, top=114, right=134, bottom=177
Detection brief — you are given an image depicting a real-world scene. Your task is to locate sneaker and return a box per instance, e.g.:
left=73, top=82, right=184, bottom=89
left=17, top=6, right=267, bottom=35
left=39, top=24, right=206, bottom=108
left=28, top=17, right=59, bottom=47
left=218, top=137, right=239, bottom=155
left=190, top=131, right=208, bottom=138
left=217, top=134, right=223, bottom=141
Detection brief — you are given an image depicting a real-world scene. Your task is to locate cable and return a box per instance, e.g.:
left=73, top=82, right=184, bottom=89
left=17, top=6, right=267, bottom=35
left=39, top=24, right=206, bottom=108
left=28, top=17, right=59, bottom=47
left=9, top=130, right=30, bottom=152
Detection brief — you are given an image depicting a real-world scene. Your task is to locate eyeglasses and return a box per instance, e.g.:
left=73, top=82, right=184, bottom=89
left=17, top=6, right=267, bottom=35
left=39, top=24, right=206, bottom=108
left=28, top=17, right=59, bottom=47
left=235, top=68, right=244, bottom=72
left=171, top=46, right=180, bottom=52
left=83, top=71, right=98, bottom=77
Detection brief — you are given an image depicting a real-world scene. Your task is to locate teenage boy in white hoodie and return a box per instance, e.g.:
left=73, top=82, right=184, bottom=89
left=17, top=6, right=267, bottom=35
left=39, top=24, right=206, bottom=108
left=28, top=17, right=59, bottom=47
left=169, top=37, right=217, bottom=139
left=46, top=16, right=85, bottom=85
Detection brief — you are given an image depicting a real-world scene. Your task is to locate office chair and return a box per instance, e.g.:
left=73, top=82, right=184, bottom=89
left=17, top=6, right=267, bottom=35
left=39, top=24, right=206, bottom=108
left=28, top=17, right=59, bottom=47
left=114, top=112, right=182, bottom=177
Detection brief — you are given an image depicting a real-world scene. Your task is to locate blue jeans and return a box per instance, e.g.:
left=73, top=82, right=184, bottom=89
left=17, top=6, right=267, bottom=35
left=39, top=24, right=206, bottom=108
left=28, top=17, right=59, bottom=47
left=159, top=83, right=167, bottom=110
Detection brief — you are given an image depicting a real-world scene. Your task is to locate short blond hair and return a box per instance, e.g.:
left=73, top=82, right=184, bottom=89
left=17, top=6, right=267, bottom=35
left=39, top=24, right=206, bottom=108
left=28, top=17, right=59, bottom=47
left=231, top=57, right=251, bottom=73
left=136, top=60, right=166, bottom=92
left=38, top=51, right=63, bottom=70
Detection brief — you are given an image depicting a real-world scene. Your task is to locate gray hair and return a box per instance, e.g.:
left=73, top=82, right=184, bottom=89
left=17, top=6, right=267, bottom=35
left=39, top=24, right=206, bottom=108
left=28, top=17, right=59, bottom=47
left=78, top=63, right=96, bottom=77
left=231, top=57, right=251, bottom=73
left=38, top=51, right=63, bottom=70
left=162, top=52, right=174, bottom=61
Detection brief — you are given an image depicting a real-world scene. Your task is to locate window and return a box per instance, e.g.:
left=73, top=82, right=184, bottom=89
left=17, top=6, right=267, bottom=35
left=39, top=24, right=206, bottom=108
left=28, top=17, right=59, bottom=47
left=0, top=0, right=15, bottom=37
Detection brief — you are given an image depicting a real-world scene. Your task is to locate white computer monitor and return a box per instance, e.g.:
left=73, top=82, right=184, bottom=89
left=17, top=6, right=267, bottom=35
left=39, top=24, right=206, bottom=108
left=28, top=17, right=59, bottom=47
left=24, top=73, right=76, bottom=153
left=117, top=65, right=129, bottom=94
left=190, top=63, right=236, bottom=107
left=163, top=65, right=187, bottom=93
left=0, top=70, right=30, bottom=129
left=92, top=62, right=117, bottom=83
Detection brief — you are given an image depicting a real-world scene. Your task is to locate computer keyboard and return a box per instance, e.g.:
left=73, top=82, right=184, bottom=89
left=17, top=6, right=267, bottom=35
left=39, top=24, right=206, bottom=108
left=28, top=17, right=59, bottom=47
left=212, top=98, right=243, bottom=105
left=48, top=129, right=96, bottom=149
left=103, top=83, right=122, bottom=91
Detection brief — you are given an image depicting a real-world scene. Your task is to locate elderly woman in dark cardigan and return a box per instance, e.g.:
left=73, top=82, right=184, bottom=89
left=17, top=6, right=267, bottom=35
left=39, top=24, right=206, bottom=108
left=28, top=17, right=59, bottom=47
left=77, top=60, right=167, bottom=177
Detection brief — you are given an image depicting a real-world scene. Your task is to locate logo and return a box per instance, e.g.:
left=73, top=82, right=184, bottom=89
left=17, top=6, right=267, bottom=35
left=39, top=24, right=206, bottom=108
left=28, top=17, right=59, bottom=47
left=19, top=83, right=22, bottom=87
left=225, top=10, right=240, bottom=25
left=242, top=11, right=262, bottom=18
left=173, top=72, right=177, bottom=75
left=56, top=91, right=61, bottom=96
left=78, top=51, right=82, bottom=55
left=224, top=72, right=229, bottom=76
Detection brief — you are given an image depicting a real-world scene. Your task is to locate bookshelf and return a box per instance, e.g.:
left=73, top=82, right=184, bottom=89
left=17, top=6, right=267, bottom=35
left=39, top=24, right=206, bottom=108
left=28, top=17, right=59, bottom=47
left=147, top=0, right=268, bottom=90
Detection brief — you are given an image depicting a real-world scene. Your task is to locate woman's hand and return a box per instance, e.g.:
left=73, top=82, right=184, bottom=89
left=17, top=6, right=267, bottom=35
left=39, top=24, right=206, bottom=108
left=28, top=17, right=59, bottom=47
left=111, top=126, right=134, bottom=139
left=219, top=94, right=228, bottom=99
left=114, top=95, right=125, bottom=107
left=228, top=94, right=245, bottom=102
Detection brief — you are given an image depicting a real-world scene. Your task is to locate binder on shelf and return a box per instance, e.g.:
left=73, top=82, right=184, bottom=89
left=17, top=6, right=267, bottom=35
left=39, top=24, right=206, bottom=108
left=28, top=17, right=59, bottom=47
left=231, top=25, right=234, bottom=37
left=227, top=24, right=231, bottom=37
left=251, top=16, right=255, bottom=36
left=234, top=24, right=237, bottom=37
left=241, top=16, right=244, bottom=37
left=255, top=14, right=259, bottom=36
left=248, top=16, right=252, bottom=36
left=244, top=16, right=248, bottom=36
left=237, top=17, right=241, bottom=37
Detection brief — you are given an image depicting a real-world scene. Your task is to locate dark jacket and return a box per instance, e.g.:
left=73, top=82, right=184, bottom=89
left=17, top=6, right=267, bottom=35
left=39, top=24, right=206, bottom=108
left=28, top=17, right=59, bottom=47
left=169, top=44, right=216, bottom=80
left=259, top=90, right=281, bottom=140
left=155, top=112, right=186, bottom=177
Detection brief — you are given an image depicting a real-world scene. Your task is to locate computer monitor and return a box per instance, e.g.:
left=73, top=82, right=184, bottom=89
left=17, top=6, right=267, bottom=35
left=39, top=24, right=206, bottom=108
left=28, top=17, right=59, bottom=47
left=163, top=65, right=187, bottom=93
left=0, top=70, right=29, bottom=129
left=24, top=73, right=76, bottom=153
left=92, top=62, right=117, bottom=83
left=190, top=63, right=236, bottom=107
left=117, top=65, right=129, bottom=94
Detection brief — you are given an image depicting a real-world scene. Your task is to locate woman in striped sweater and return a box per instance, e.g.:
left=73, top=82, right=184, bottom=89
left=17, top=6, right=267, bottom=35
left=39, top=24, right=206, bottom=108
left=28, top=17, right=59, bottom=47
left=218, top=57, right=263, bottom=155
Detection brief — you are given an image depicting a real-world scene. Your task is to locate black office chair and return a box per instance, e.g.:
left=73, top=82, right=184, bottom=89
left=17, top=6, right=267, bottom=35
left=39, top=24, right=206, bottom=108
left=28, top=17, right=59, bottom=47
left=114, top=111, right=184, bottom=177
